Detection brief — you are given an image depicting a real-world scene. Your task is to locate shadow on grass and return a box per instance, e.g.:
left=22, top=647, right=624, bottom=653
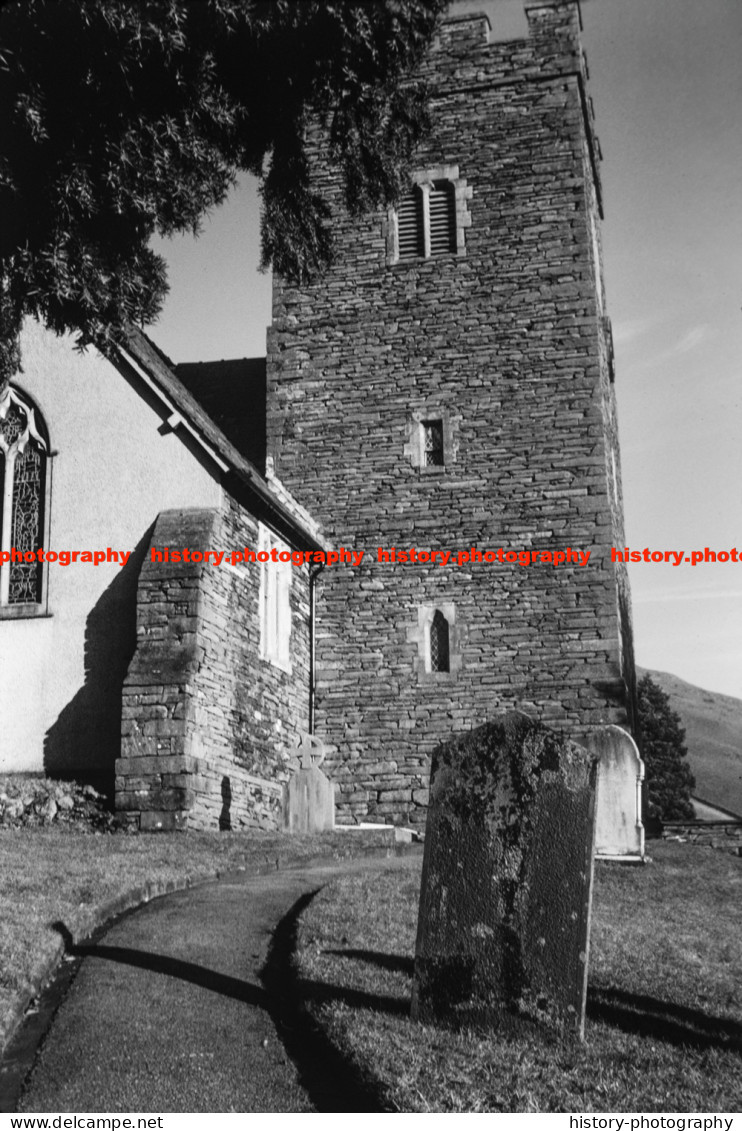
left=289, top=941, right=742, bottom=1060
left=53, top=921, right=269, bottom=1009
left=588, top=985, right=742, bottom=1054
left=52, top=914, right=740, bottom=1115
left=54, top=909, right=397, bottom=1112
left=261, top=892, right=405, bottom=1112
left=323, top=948, right=415, bottom=977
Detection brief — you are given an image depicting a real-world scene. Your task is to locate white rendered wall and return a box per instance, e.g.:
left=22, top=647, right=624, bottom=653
left=0, top=319, right=222, bottom=775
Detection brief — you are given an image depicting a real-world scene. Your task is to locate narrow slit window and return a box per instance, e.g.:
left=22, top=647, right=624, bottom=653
left=430, top=610, right=450, bottom=673
left=422, top=420, right=444, bottom=467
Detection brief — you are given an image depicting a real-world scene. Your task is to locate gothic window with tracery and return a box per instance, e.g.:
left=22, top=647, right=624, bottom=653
left=429, top=609, right=450, bottom=673
left=0, top=387, right=48, bottom=607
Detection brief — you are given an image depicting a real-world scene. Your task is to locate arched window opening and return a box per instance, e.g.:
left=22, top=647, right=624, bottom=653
left=0, top=387, right=48, bottom=607
left=430, top=609, right=450, bottom=673
left=387, top=164, right=469, bottom=267
left=395, top=179, right=458, bottom=261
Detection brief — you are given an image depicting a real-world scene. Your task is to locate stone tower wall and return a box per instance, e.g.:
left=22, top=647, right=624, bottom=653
left=267, top=0, right=636, bottom=827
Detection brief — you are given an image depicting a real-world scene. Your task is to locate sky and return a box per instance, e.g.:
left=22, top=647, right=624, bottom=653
left=150, top=0, right=742, bottom=699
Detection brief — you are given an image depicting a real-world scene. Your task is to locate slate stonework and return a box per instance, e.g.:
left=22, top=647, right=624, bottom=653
left=411, top=712, right=597, bottom=1037
left=115, top=503, right=311, bottom=830
left=267, top=2, right=636, bottom=827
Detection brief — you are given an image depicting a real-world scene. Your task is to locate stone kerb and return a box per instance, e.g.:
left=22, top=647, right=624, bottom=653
left=586, top=725, right=645, bottom=860
left=412, top=712, right=597, bottom=1039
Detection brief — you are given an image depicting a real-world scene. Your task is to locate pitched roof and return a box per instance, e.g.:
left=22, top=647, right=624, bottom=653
left=175, top=358, right=266, bottom=473
left=115, top=326, right=324, bottom=551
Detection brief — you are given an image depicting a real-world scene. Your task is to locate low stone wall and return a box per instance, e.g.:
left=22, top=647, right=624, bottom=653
left=662, top=821, right=742, bottom=856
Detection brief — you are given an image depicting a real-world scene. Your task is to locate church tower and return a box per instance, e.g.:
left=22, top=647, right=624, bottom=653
left=267, top=0, right=636, bottom=828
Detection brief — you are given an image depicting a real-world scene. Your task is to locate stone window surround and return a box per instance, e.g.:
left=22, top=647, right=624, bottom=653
left=385, top=164, right=472, bottom=266
left=258, top=521, right=292, bottom=673
left=0, top=384, right=52, bottom=620
left=407, top=602, right=463, bottom=681
left=404, top=405, right=457, bottom=474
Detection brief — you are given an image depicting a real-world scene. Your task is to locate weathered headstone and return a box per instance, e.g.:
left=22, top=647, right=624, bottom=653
left=586, top=725, right=645, bottom=860
left=411, top=712, right=597, bottom=1038
left=283, top=732, right=335, bottom=834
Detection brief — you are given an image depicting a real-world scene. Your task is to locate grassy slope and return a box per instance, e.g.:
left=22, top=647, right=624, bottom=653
left=295, top=845, right=742, bottom=1113
left=639, top=667, right=742, bottom=818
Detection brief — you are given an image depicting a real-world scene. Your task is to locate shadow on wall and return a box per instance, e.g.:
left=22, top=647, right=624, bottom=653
left=43, top=526, right=154, bottom=799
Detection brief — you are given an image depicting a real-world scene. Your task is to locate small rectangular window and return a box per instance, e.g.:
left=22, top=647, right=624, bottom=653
left=259, top=524, right=291, bottom=670
left=422, top=420, right=444, bottom=467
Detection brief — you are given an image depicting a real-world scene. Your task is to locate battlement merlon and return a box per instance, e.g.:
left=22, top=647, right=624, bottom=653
left=431, top=2, right=602, bottom=216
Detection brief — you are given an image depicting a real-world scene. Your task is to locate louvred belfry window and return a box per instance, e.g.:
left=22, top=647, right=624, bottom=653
left=396, top=181, right=457, bottom=261
left=430, top=610, right=450, bottom=673
left=388, top=166, right=468, bottom=266
left=428, top=181, right=457, bottom=256
left=397, top=188, right=425, bottom=259
left=0, top=387, right=48, bottom=607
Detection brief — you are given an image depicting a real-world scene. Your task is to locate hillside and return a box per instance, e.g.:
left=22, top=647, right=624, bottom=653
left=637, top=667, right=742, bottom=819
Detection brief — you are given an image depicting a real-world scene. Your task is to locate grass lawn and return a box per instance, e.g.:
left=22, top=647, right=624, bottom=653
left=294, top=843, right=742, bottom=1112
left=0, top=825, right=381, bottom=1049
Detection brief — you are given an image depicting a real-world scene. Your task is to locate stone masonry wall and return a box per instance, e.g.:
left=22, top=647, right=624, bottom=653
left=661, top=821, right=742, bottom=856
left=267, top=1, right=637, bottom=828
left=585, top=121, right=638, bottom=737
left=116, top=505, right=311, bottom=830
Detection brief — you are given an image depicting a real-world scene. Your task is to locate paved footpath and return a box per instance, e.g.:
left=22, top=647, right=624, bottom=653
left=12, top=854, right=420, bottom=1113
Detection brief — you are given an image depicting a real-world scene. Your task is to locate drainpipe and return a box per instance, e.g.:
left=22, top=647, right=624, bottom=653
left=308, top=563, right=325, bottom=735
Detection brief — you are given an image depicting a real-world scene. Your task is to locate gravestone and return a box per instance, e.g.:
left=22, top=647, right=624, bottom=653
left=411, top=712, right=597, bottom=1039
left=283, top=732, right=335, bottom=834
left=586, top=725, right=645, bottom=860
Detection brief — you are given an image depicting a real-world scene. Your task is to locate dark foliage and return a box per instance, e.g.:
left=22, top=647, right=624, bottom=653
left=637, top=673, right=696, bottom=820
left=0, top=0, right=446, bottom=376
